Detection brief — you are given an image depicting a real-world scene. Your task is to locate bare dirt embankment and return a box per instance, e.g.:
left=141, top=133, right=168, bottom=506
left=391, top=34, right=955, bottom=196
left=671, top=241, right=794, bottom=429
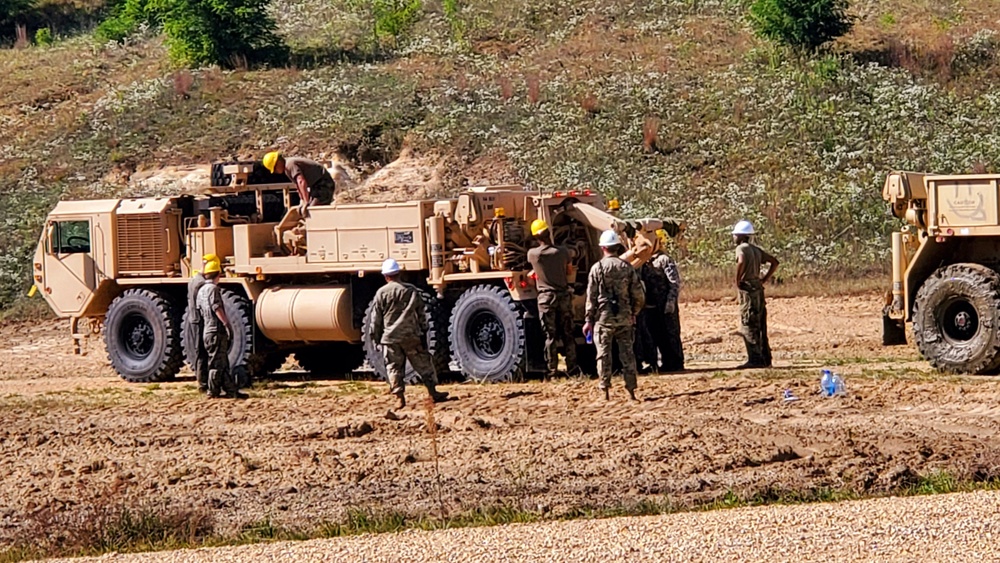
left=1, top=294, right=998, bottom=545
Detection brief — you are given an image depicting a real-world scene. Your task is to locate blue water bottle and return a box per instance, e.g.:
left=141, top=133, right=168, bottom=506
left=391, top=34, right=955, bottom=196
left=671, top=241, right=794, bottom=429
left=821, top=369, right=835, bottom=397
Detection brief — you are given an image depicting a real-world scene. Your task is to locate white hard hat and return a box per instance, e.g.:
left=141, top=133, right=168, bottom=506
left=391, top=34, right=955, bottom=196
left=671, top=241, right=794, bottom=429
left=381, top=258, right=401, bottom=275
left=732, top=220, right=755, bottom=235
left=599, top=229, right=622, bottom=247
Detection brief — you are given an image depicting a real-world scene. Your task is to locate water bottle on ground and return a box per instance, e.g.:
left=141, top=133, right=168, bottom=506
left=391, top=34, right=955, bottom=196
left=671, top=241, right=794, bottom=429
left=832, top=372, right=846, bottom=396
left=820, top=369, right=836, bottom=397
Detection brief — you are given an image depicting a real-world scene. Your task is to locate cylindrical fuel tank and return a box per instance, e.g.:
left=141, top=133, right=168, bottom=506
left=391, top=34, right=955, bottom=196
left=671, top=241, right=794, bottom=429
left=256, top=286, right=361, bottom=343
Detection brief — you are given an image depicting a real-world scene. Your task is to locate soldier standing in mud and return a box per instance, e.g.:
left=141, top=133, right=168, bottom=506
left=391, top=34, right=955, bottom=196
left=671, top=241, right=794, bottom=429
left=584, top=230, right=645, bottom=401
left=527, top=219, right=578, bottom=379
left=186, top=253, right=218, bottom=393
left=368, top=258, right=450, bottom=410
left=197, top=259, right=247, bottom=399
left=733, top=220, right=779, bottom=369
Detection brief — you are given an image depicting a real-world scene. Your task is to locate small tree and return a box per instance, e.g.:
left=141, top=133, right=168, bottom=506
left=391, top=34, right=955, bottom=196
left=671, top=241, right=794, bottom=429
left=154, top=0, right=288, bottom=67
left=749, top=0, right=853, bottom=53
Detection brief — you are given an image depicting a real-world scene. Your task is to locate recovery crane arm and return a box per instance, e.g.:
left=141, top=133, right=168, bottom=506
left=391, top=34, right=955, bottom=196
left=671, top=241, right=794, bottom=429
left=562, top=202, right=685, bottom=268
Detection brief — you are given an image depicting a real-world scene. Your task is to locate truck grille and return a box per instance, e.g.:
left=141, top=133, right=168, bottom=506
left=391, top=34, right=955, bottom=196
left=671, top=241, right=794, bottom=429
left=117, top=214, right=166, bottom=275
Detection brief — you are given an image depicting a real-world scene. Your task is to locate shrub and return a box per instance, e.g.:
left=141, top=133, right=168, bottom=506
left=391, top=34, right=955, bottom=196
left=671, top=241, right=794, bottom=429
left=371, top=0, right=423, bottom=47
left=154, top=0, right=289, bottom=68
left=749, top=0, right=852, bottom=53
left=95, top=0, right=156, bottom=43
left=34, top=26, right=52, bottom=45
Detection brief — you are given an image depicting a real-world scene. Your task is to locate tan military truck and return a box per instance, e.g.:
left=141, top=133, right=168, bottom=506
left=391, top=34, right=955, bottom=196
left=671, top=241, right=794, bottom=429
left=882, top=171, right=1000, bottom=373
left=33, top=163, right=682, bottom=384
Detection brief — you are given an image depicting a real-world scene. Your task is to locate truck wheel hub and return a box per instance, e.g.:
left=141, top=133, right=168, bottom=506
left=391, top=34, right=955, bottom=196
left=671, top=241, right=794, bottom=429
left=942, top=300, right=979, bottom=343
left=122, top=313, right=155, bottom=359
left=468, top=311, right=504, bottom=359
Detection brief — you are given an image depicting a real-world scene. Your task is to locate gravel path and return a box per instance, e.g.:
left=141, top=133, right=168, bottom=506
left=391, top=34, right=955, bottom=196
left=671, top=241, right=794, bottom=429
left=45, top=490, right=1000, bottom=562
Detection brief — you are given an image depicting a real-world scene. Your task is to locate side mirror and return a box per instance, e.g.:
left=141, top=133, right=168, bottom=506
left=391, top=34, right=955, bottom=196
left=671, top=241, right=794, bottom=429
left=45, top=223, right=56, bottom=255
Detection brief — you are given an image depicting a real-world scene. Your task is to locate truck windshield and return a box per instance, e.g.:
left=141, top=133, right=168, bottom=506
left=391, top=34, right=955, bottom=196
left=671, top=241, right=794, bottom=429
left=54, top=220, right=91, bottom=254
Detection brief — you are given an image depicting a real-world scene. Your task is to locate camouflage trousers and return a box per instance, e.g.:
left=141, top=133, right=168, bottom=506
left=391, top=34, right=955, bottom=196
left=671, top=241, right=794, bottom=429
left=595, top=323, right=637, bottom=391
left=538, top=289, right=577, bottom=374
left=383, top=341, right=439, bottom=396
left=204, top=330, right=237, bottom=397
left=634, top=309, right=657, bottom=370
left=738, top=283, right=772, bottom=367
left=186, top=320, right=209, bottom=390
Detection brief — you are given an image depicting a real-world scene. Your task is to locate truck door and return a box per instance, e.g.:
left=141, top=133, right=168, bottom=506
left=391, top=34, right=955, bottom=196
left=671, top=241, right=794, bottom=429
left=41, top=218, right=97, bottom=316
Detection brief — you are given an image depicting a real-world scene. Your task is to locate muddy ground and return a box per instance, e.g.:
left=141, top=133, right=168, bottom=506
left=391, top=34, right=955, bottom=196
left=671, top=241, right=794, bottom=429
left=1, top=294, right=999, bottom=542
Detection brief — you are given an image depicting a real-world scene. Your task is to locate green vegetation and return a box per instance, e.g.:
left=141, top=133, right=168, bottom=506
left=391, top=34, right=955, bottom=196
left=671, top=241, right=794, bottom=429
left=1, top=1, right=1000, bottom=309
left=749, top=0, right=853, bottom=52
left=3, top=473, right=998, bottom=562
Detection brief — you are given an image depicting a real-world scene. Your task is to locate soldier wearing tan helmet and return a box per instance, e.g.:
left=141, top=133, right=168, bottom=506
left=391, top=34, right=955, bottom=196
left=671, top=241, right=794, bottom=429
left=186, top=253, right=219, bottom=393
left=527, top=219, right=578, bottom=379
left=733, top=220, right=779, bottom=369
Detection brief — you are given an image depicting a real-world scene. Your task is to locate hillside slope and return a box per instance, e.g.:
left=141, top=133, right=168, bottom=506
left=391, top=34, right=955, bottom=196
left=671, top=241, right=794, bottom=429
left=2, top=0, right=999, bottom=306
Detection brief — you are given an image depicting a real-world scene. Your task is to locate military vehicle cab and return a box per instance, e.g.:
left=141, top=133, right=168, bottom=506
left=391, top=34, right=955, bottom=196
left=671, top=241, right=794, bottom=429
left=883, top=172, right=1000, bottom=373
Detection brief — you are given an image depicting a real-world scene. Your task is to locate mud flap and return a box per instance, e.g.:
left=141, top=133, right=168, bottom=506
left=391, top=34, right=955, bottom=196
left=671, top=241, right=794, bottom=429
left=882, top=309, right=907, bottom=346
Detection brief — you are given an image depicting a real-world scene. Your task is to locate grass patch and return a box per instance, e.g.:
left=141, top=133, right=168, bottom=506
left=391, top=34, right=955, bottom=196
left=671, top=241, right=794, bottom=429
left=4, top=473, right=1000, bottom=562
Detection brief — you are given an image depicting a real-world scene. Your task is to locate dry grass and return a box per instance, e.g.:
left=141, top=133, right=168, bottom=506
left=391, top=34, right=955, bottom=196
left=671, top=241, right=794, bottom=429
left=681, top=266, right=890, bottom=302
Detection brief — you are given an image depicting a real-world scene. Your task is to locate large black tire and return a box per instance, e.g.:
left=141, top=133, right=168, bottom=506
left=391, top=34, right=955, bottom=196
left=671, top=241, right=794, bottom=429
left=912, top=263, right=1000, bottom=374
left=295, top=343, right=366, bottom=377
left=449, top=285, right=526, bottom=383
left=183, top=287, right=259, bottom=388
left=362, top=289, right=450, bottom=384
left=105, top=289, right=183, bottom=383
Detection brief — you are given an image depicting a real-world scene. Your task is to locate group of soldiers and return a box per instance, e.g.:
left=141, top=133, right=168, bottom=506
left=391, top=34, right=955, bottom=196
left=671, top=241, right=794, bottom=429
left=185, top=150, right=779, bottom=404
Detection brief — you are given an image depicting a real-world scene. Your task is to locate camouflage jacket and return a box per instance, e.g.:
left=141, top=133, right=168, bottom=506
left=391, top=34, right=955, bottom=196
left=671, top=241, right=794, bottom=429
left=369, top=281, right=428, bottom=346
left=586, top=256, right=645, bottom=326
left=642, top=253, right=680, bottom=309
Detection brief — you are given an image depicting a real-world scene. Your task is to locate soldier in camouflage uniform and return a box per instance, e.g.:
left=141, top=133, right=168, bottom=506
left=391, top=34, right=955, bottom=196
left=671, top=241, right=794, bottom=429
left=527, top=219, right=578, bottom=378
left=732, top=220, right=779, bottom=368
left=369, top=258, right=449, bottom=410
left=197, top=260, right=246, bottom=399
left=584, top=230, right=645, bottom=401
left=652, top=229, right=684, bottom=372
left=186, top=253, right=218, bottom=393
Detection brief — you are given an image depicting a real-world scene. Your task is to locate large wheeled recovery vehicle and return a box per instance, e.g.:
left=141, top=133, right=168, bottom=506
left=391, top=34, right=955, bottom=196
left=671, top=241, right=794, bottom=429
left=33, top=163, right=683, bottom=384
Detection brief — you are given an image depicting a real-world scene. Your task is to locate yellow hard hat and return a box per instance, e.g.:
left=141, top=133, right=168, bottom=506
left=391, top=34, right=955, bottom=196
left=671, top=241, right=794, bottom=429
left=203, top=260, right=222, bottom=275
left=262, top=151, right=282, bottom=173
left=655, top=229, right=668, bottom=247
left=530, top=219, right=549, bottom=236
left=607, top=198, right=620, bottom=211
left=202, top=253, right=219, bottom=263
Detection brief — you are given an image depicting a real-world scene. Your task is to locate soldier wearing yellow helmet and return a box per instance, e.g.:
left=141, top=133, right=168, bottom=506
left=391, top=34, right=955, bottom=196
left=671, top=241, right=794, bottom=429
left=196, top=257, right=247, bottom=399
left=638, top=229, right=685, bottom=373
left=263, top=151, right=338, bottom=254
left=262, top=152, right=337, bottom=208
left=526, top=218, right=578, bottom=378
left=187, top=253, right=220, bottom=393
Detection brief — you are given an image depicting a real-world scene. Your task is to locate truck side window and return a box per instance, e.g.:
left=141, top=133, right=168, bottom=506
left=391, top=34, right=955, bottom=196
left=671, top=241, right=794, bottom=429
left=55, top=220, right=91, bottom=254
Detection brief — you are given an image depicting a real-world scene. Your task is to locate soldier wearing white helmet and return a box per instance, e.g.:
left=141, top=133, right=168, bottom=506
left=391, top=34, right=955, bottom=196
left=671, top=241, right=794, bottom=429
left=584, top=229, right=645, bottom=401
left=367, top=258, right=449, bottom=410
left=733, top=220, right=779, bottom=368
